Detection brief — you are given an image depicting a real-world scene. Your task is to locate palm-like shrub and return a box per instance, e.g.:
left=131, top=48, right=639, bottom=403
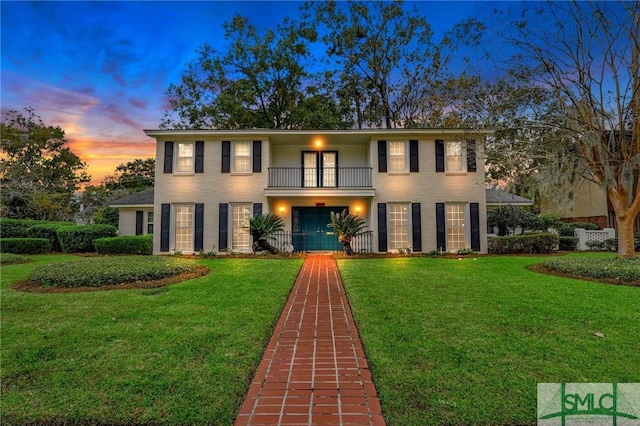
left=328, top=209, right=368, bottom=255
left=247, top=213, right=284, bottom=254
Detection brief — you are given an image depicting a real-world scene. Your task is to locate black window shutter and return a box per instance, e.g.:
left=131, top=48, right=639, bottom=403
left=410, top=140, right=419, bottom=172
left=253, top=203, right=262, bottom=216
left=219, top=203, right=228, bottom=250
left=435, top=140, right=445, bottom=173
left=470, top=202, right=480, bottom=251
left=436, top=203, right=446, bottom=251
left=221, top=141, right=231, bottom=173
left=195, top=141, right=204, bottom=173
left=135, top=211, right=143, bottom=236
left=163, top=142, right=174, bottom=173
left=160, top=204, right=170, bottom=252
left=378, top=140, right=387, bottom=173
left=466, top=140, right=477, bottom=172
left=253, top=140, right=262, bottom=173
left=411, top=203, right=422, bottom=252
left=377, top=203, right=388, bottom=252
left=195, top=203, right=204, bottom=251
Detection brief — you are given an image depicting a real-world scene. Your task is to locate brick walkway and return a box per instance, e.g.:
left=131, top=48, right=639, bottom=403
left=234, top=254, right=385, bottom=426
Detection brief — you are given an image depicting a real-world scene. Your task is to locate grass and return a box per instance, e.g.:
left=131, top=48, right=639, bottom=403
left=338, top=253, right=640, bottom=425
left=1, top=254, right=303, bottom=425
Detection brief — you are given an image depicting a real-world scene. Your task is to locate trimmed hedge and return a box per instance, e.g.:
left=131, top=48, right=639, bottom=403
left=0, top=238, right=51, bottom=254
left=56, top=224, right=117, bottom=253
left=0, top=219, right=74, bottom=238
left=488, top=233, right=560, bottom=254
left=29, top=256, right=198, bottom=288
left=559, top=236, right=579, bottom=251
left=586, top=237, right=640, bottom=252
left=27, top=223, right=71, bottom=252
left=0, top=253, right=28, bottom=265
left=95, top=235, right=153, bottom=255
left=544, top=256, right=640, bottom=283
left=559, top=222, right=599, bottom=236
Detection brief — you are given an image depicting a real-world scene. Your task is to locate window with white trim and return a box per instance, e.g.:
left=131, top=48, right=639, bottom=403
left=175, top=205, right=193, bottom=251
left=388, top=141, right=407, bottom=172
left=147, top=212, right=154, bottom=234
left=446, top=141, right=465, bottom=172
left=388, top=203, right=409, bottom=250
left=176, top=142, right=194, bottom=173
left=233, top=141, right=251, bottom=173
left=232, top=203, right=252, bottom=251
left=446, top=203, right=466, bottom=250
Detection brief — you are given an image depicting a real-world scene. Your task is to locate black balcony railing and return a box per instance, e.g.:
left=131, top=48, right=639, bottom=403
left=268, top=167, right=372, bottom=188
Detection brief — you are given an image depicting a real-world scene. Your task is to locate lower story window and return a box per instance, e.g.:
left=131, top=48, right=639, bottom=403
left=446, top=203, right=466, bottom=250
left=175, top=205, right=193, bottom=251
left=147, top=212, right=154, bottom=234
left=388, top=203, right=409, bottom=251
left=232, top=204, right=252, bottom=251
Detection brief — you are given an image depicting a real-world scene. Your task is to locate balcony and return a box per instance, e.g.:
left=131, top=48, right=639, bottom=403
left=268, top=167, right=373, bottom=188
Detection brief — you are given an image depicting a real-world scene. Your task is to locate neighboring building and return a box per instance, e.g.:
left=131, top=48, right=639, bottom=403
left=142, top=129, right=492, bottom=254
left=486, top=188, right=533, bottom=212
left=75, top=204, right=96, bottom=225
left=110, top=187, right=154, bottom=236
left=541, top=179, right=639, bottom=232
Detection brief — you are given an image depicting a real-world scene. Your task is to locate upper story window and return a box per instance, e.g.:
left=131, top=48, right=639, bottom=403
left=388, top=141, right=407, bottom=172
left=446, top=141, right=465, bottom=172
left=176, top=142, right=194, bottom=173
left=234, top=141, right=251, bottom=173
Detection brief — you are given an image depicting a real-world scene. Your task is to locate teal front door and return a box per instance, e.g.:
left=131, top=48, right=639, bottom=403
left=295, top=207, right=345, bottom=251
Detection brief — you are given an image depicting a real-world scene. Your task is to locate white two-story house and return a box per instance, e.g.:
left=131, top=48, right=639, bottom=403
left=143, top=129, right=491, bottom=254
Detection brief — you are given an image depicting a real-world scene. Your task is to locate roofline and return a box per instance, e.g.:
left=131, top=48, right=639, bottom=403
left=110, top=203, right=154, bottom=208
left=144, top=128, right=494, bottom=138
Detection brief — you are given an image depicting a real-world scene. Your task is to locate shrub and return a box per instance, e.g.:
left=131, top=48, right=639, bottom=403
left=488, top=233, right=559, bottom=254
left=1, top=219, right=44, bottom=238
left=586, top=237, right=640, bottom=252
left=0, top=253, right=28, bottom=264
left=27, top=223, right=72, bottom=252
left=544, top=256, right=640, bottom=283
left=558, top=222, right=600, bottom=236
left=558, top=236, right=578, bottom=251
left=95, top=235, right=153, bottom=255
left=0, top=238, right=50, bottom=254
left=536, top=214, right=564, bottom=231
left=57, top=224, right=117, bottom=253
left=29, top=256, right=197, bottom=288
left=487, top=205, right=540, bottom=236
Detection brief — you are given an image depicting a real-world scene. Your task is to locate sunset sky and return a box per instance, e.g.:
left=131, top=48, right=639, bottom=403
left=1, top=1, right=498, bottom=185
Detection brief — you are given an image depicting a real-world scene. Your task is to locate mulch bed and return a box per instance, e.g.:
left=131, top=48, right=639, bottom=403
left=11, top=265, right=210, bottom=294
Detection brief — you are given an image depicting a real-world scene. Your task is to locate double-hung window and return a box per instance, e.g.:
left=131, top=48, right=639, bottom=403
left=388, top=141, right=407, bottom=172
left=147, top=212, right=154, bottom=234
left=176, top=142, right=194, bottom=173
left=175, top=205, right=194, bottom=251
left=446, top=141, right=465, bottom=172
left=233, top=142, right=251, bottom=173
left=388, top=203, right=409, bottom=250
left=231, top=203, right=252, bottom=251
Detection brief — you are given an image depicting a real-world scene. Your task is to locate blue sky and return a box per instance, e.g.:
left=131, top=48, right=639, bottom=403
left=1, top=1, right=497, bottom=183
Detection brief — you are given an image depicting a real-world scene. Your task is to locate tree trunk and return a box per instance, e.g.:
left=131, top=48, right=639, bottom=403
left=608, top=186, right=639, bottom=258
left=342, top=242, right=354, bottom=256
left=615, top=213, right=636, bottom=258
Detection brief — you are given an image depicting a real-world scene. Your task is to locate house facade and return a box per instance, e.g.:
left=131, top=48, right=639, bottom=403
left=110, top=187, right=154, bottom=236
left=144, top=129, right=491, bottom=255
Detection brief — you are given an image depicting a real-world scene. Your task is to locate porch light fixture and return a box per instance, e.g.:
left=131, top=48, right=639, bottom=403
left=315, top=138, right=323, bottom=148
left=279, top=205, right=285, bottom=214
left=355, top=205, right=361, bottom=214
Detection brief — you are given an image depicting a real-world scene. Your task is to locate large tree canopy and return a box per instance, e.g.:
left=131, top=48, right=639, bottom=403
left=162, top=15, right=352, bottom=130
left=305, top=0, right=484, bottom=129
left=103, top=158, right=155, bottom=192
left=490, top=0, right=639, bottom=257
left=0, top=108, right=90, bottom=221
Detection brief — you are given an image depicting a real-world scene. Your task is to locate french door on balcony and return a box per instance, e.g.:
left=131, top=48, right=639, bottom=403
left=302, top=151, right=338, bottom=188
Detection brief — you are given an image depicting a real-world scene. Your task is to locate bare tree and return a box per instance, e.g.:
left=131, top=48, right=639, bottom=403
left=506, top=0, right=639, bottom=257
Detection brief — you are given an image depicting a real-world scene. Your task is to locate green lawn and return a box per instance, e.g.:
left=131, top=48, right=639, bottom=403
left=338, top=254, right=640, bottom=425
left=1, top=255, right=302, bottom=425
